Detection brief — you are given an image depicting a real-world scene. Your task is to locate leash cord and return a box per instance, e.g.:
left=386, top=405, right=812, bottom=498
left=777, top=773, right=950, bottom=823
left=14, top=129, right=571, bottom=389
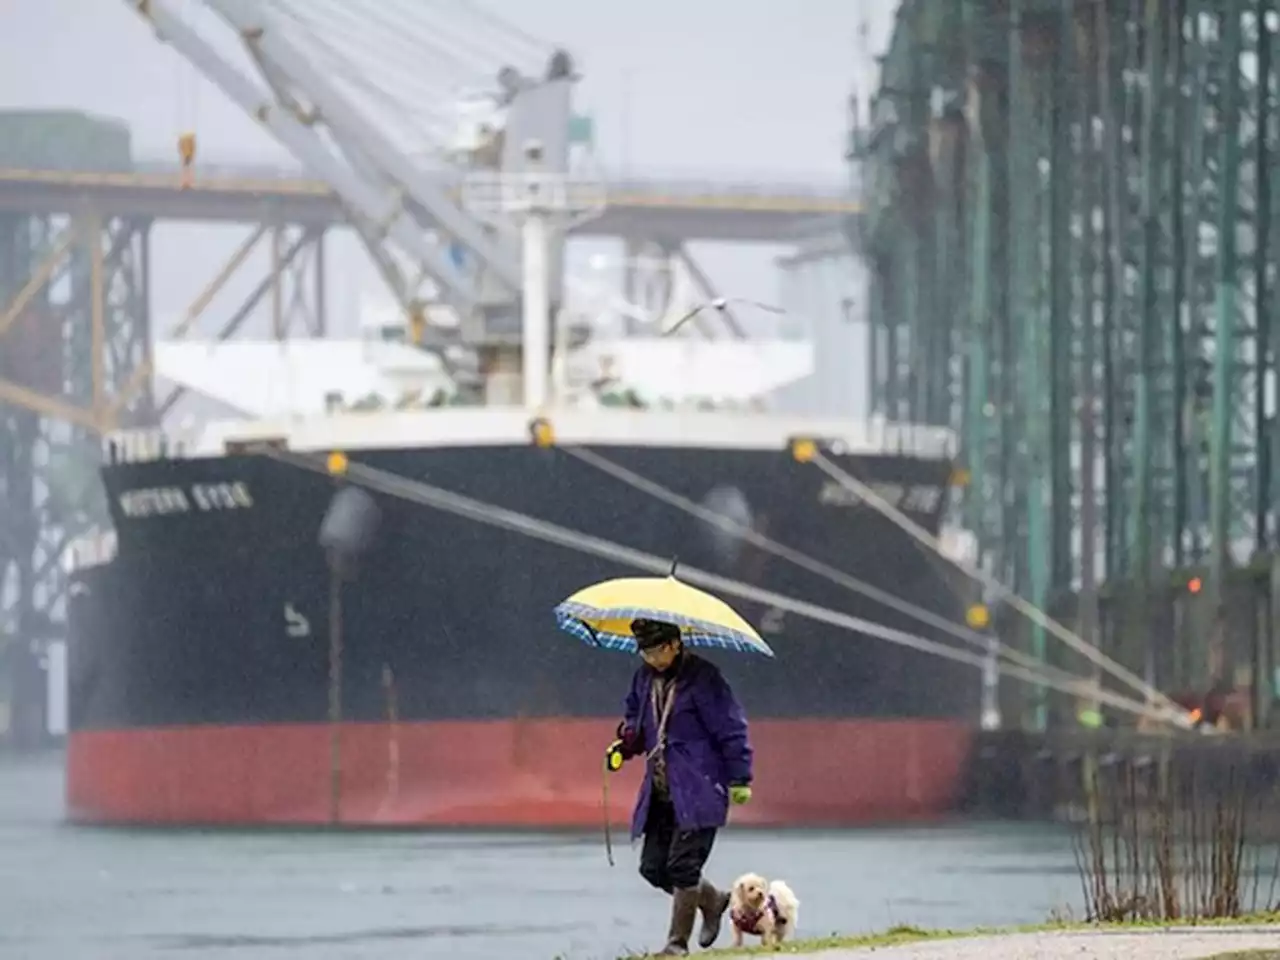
left=601, top=684, right=676, bottom=867
left=602, top=760, right=614, bottom=866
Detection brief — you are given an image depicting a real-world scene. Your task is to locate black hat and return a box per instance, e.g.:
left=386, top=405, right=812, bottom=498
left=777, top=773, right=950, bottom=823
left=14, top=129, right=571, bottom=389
left=631, top=618, right=681, bottom=651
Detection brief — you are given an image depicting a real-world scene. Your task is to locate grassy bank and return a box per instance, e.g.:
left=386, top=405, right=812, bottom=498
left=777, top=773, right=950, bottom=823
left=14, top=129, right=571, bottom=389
left=688, top=910, right=1280, bottom=957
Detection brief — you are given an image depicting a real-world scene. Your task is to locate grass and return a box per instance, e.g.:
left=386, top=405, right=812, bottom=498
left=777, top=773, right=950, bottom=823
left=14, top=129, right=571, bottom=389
left=698, top=922, right=958, bottom=955
left=669, top=910, right=1280, bottom=958
left=599, top=909, right=1280, bottom=957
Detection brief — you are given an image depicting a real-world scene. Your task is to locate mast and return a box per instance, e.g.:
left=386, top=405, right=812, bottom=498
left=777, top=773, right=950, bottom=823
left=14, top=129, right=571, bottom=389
left=464, top=138, right=605, bottom=410
left=519, top=143, right=553, bottom=410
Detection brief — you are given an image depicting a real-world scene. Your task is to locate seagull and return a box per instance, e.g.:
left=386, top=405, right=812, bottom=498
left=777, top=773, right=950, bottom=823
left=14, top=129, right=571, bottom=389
left=659, top=297, right=788, bottom=337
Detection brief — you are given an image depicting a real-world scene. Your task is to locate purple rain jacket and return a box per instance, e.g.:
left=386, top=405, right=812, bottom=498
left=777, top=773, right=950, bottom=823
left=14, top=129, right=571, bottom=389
left=618, top=652, right=754, bottom=840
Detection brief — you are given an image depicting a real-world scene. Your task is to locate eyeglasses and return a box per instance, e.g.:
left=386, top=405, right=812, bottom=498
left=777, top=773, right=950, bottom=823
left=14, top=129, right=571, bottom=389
left=639, top=642, right=674, bottom=661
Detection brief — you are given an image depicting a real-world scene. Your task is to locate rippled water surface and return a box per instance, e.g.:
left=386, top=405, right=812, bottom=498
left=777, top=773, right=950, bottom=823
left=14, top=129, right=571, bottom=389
left=1, top=752, right=1085, bottom=959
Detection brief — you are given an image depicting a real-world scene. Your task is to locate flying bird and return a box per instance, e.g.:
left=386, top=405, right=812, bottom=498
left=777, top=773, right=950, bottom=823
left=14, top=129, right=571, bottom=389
left=660, top=297, right=788, bottom=337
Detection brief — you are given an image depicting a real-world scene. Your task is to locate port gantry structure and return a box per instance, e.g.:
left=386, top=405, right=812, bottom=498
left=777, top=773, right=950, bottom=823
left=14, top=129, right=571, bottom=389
left=859, top=0, right=1280, bottom=729
left=0, top=0, right=859, bottom=741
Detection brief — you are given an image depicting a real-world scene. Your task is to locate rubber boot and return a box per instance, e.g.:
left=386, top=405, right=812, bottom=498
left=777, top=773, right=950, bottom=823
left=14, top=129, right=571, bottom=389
left=696, top=879, right=731, bottom=948
left=656, top=886, right=700, bottom=955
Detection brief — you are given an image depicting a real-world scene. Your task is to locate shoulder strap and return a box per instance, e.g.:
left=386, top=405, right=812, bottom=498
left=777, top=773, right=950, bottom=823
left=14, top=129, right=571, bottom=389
left=648, top=678, right=679, bottom=757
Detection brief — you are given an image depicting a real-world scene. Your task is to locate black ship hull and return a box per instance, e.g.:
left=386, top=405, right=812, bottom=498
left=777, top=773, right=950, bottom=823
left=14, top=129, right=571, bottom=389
left=65, top=424, right=979, bottom=826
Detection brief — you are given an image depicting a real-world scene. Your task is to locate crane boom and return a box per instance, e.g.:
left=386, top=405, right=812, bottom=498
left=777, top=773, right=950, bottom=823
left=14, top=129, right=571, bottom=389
left=128, top=0, right=524, bottom=317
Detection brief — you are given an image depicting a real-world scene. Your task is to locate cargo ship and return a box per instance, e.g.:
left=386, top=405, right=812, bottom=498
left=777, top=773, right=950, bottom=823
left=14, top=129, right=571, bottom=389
left=62, top=126, right=976, bottom=824
left=62, top=394, right=977, bottom=827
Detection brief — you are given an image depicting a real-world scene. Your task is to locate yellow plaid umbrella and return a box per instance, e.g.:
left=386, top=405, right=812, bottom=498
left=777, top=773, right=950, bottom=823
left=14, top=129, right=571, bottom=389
left=554, top=574, right=774, bottom=657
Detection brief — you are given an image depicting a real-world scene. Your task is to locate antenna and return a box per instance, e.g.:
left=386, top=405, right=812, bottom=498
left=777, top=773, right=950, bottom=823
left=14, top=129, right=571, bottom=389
left=668, top=556, right=680, bottom=578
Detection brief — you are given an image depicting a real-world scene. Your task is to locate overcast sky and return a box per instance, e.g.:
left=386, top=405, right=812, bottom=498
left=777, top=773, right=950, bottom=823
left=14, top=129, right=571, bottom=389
left=1, top=0, right=898, bottom=342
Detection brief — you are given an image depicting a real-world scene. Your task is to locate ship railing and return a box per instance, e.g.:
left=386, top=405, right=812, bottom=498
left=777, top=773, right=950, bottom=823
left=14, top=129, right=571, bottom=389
left=103, top=427, right=197, bottom=464
left=100, top=412, right=955, bottom=463
left=65, top=528, right=118, bottom=573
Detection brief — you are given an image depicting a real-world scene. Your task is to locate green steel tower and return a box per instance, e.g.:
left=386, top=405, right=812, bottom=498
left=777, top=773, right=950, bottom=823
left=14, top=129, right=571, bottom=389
left=859, top=0, right=1279, bottom=729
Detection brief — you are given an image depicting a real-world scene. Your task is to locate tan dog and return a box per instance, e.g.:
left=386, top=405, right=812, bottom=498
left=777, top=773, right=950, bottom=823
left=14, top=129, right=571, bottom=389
left=729, top=872, right=800, bottom=947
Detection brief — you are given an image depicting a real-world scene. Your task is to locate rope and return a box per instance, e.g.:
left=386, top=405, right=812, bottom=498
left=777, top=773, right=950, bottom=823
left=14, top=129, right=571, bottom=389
left=807, top=450, right=1180, bottom=715
left=557, top=444, right=1101, bottom=697
left=254, top=446, right=1185, bottom=726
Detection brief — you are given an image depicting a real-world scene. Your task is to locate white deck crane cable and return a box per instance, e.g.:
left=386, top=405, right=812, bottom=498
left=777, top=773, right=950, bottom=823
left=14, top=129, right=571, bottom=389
left=277, top=0, right=549, bottom=82
left=556, top=443, right=1094, bottom=694
left=401, top=0, right=555, bottom=75
left=254, top=445, right=1184, bottom=726
left=267, top=2, right=465, bottom=148
left=807, top=450, right=1179, bottom=715
left=444, top=0, right=559, bottom=61
left=283, top=0, right=503, bottom=98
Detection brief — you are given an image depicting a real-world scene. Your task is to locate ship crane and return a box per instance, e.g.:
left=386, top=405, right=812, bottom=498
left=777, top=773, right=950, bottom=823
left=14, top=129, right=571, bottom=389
left=127, top=0, right=558, bottom=352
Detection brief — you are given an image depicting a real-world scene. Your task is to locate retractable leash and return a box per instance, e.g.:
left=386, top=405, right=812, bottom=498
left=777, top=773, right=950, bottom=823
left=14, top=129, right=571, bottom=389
left=602, top=738, right=624, bottom=867
left=601, top=679, right=678, bottom=866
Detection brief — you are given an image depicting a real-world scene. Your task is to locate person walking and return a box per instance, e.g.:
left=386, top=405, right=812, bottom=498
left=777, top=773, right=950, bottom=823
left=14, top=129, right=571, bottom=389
left=613, top=617, right=754, bottom=955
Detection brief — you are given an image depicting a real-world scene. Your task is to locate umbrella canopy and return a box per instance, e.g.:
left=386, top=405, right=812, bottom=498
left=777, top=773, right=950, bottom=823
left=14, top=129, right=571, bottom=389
left=554, top=574, right=774, bottom=657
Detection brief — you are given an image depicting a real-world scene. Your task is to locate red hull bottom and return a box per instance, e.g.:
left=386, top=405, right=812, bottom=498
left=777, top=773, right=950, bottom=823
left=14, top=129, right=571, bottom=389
left=66, top=719, right=975, bottom=827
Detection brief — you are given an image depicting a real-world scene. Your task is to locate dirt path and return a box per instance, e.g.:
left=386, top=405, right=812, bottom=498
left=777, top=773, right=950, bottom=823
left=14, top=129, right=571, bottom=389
left=782, top=925, right=1280, bottom=960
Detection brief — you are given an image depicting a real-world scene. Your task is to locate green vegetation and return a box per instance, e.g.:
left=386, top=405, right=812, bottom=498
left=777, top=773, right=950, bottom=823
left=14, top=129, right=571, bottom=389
left=603, top=911, right=1280, bottom=958
left=699, top=922, right=956, bottom=956
left=1073, top=753, right=1280, bottom=923
left=676, top=912, right=1280, bottom=958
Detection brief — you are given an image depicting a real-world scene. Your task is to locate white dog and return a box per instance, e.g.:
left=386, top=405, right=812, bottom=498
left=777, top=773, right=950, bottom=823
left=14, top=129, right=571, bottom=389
left=728, top=872, right=800, bottom=947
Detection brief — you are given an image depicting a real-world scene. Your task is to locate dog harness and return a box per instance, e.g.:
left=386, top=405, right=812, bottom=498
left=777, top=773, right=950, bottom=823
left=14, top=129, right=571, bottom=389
left=731, top=894, right=780, bottom=936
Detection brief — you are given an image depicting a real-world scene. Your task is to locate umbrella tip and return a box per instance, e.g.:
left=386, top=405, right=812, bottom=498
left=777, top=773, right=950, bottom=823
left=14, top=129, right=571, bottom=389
left=668, top=556, right=679, bottom=578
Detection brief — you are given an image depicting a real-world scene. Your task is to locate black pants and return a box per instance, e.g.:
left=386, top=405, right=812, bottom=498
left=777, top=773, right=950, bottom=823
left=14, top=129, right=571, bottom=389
left=638, top=794, right=717, bottom=893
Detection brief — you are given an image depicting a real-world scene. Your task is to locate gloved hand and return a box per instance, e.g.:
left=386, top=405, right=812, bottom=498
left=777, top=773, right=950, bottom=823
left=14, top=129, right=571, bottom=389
left=729, top=784, right=752, bottom=806
left=614, top=721, right=642, bottom=759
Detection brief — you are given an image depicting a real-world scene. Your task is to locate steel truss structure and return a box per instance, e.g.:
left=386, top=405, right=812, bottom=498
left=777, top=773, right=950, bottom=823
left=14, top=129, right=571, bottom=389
left=0, top=212, right=151, bottom=743
left=150, top=224, right=329, bottom=419
left=859, top=0, right=1280, bottom=726
left=0, top=207, right=331, bottom=744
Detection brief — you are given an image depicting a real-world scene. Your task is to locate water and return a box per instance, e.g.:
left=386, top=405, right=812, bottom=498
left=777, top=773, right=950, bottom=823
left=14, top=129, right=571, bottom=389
left=1, top=752, right=1085, bottom=959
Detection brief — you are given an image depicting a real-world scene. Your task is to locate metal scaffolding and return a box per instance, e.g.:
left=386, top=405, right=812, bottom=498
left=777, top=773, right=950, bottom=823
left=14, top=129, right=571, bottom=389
left=860, top=0, right=1280, bottom=725
left=0, top=211, right=152, bottom=743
